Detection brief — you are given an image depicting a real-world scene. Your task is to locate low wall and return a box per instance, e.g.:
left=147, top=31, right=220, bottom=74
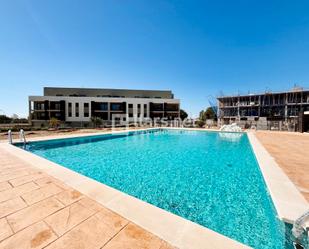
left=0, top=123, right=31, bottom=132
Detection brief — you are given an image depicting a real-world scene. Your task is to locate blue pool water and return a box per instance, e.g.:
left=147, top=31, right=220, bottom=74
left=19, top=129, right=293, bottom=248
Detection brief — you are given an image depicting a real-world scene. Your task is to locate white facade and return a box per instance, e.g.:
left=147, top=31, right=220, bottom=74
left=29, top=95, right=180, bottom=124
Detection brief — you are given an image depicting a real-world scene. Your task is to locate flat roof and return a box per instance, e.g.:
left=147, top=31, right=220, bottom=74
left=44, top=87, right=175, bottom=99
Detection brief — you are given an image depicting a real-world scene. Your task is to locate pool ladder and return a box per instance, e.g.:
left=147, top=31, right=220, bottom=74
left=292, top=209, right=309, bottom=249
left=19, top=129, right=27, bottom=145
left=8, top=129, right=27, bottom=145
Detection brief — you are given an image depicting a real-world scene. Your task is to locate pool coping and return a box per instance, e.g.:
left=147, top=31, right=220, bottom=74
left=0, top=128, right=250, bottom=249
left=247, top=132, right=309, bottom=230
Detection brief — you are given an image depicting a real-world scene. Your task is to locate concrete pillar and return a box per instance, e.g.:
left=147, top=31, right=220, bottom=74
left=28, top=101, right=32, bottom=125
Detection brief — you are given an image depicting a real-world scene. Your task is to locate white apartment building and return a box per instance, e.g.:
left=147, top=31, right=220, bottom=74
left=29, top=87, right=180, bottom=127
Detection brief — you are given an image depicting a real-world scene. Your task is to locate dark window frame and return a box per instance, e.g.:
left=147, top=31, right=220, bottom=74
left=84, top=103, right=89, bottom=117
left=75, top=103, right=79, bottom=117
left=68, top=103, right=72, bottom=117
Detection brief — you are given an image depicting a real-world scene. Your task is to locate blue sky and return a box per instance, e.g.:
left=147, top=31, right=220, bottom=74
left=1, top=0, right=309, bottom=117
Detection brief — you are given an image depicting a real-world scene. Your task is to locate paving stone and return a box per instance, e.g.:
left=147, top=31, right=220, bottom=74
left=9, top=172, right=45, bottom=187
left=159, top=241, right=176, bottom=249
left=0, top=146, right=176, bottom=249
left=45, top=208, right=128, bottom=249
left=7, top=197, right=64, bottom=232
left=78, top=197, right=104, bottom=212
left=256, top=132, right=309, bottom=202
left=0, top=170, right=31, bottom=183
left=0, top=218, right=13, bottom=241
left=0, top=166, right=29, bottom=175
left=0, top=182, right=39, bottom=203
left=102, top=222, right=166, bottom=249
left=0, top=197, right=27, bottom=218
left=34, top=176, right=69, bottom=189
left=1, top=163, right=26, bottom=169
left=95, top=207, right=128, bottom=231
left=45, top=201, right=97, bottom=236
left=0, top=182, right=12, bottom=192
left=21, top=183, right=63, bottom=205
left=0, top=221, right=58, bottom=249
left=55, top=189, right=83, bottom=206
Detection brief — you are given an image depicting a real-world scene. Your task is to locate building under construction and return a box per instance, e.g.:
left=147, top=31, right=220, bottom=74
left=217, top=88, right=309, bottom=132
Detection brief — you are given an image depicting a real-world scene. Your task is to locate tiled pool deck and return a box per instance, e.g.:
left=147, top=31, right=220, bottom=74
left=255, top=131, right=309, bottom=202
left=0, top=149, right=175, bottom=249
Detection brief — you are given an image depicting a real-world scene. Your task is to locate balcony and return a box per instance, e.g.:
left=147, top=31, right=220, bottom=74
left=30, top=100, right=65, bottom=121
left=92, top=102, right=108, bottom=112
left=150, top=103, right=164, bottom=112
left=110, top=103, right=125, bottom=112
left=164, top=103, right=179, bottom=112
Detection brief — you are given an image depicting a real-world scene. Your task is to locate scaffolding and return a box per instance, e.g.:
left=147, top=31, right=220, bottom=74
left=217, top=88, right=309, bottom=131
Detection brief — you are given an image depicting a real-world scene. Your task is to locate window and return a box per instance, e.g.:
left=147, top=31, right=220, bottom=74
left=144, top=104, right=147, bottom=117
left=68, top=103, right=72, bottom=117
left=128, top=104, right=133, bottom=117
left=35, top=102, right=45, bottom=110
left=75, top=103, right=79, bottom=117
left=137, top=104, right=141, bottom=117
left=37, top=112, right=45, bottom=119
left=110, top=103, right=123, bottom=111
left=52, top=102, right=60, bottom=110
left=98, top=103, right=108, bottom=111
left=151, top=103, right=163, bottom=111
left=165, top=104, right=179, bottom=111
left=84, top=103, right=89, bottom=117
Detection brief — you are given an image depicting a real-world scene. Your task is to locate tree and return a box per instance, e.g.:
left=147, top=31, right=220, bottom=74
left=199, top=110, right=206, bottom=122
left=0, top=115, right=12, bottom=124
left=195, top=119, right=205, bottom=128
left=199, top=107, right=216, bottom=121
left=91, top=116, right=103, bottom=128
left=197, top=110, right=206, bottom=128
left=197, top=107, right=217, bottom=128
left=0, top=114, right=28, bottom=124
left=49, top=117, right=60, bottom=129
left=204, top=107, right=217, bottom=120
left=11, top=118, right=28, bottom=124
left=180, top=109, right=188, bottom=120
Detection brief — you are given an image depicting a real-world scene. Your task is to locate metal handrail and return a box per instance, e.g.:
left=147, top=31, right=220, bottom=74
left=292, top=210, right=309, bottom=239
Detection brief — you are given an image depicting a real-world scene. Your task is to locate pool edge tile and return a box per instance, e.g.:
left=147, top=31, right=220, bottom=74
left=247, top=132, right=309, bottom=228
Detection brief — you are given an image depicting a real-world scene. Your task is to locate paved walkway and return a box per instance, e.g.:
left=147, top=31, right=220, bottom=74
left=0, top=149, right=174, bottom=249
left=255, top=131, right=309, bottom=202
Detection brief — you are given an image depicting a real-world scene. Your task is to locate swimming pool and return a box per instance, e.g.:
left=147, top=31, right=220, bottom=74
left=18, top=129, right=294, bottom=248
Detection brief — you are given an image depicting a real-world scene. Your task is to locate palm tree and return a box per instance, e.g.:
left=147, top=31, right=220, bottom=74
left=90, top=116, right=103, bottom=128
left=49, top=117, right=60, bottom=129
